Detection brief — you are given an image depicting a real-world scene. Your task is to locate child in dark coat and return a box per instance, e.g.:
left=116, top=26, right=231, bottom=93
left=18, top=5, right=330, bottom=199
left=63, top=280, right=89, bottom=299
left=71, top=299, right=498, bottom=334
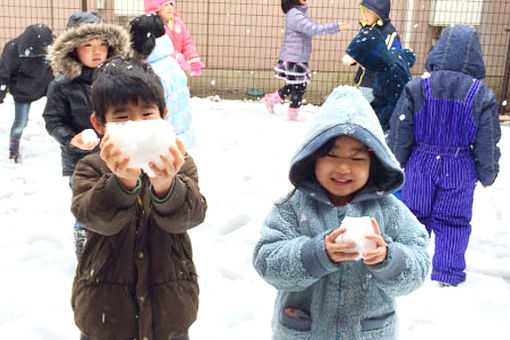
left=344, top=26, right=415, bottom=131
left=0, top=24, right=54, bottom=162
left=42, top=12, right=132, bottom=258
left=388, top=25, right=501, bottom=287
left=71, top=56, right=206, bottom=340
left=348, top=0, right=402, bottom=102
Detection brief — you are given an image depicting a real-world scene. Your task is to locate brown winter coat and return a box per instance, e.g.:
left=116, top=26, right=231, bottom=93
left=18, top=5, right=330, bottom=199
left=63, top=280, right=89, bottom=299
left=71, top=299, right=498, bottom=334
left=70, top=152, right=207, bottom=340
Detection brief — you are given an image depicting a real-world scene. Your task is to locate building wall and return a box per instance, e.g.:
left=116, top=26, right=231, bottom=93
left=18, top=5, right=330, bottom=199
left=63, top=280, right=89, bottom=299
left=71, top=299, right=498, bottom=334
left=1, top=0, right=509, bottom=104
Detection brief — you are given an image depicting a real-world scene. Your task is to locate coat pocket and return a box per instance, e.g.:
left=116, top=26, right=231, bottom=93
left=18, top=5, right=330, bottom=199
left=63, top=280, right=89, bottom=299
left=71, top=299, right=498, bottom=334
left=361, top=311, right=397, bottom=339
left=279, top=308, right=312, bottom=332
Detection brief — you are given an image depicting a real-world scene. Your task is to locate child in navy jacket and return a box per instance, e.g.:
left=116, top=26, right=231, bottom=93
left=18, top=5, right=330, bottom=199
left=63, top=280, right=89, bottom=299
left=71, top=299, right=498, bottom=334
left=388, top=25, right=501, bottom=287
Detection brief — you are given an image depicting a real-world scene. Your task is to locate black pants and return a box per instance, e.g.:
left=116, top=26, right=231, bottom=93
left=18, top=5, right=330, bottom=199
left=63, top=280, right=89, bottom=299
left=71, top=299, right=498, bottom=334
left=278, top=83, right=307, bottom=108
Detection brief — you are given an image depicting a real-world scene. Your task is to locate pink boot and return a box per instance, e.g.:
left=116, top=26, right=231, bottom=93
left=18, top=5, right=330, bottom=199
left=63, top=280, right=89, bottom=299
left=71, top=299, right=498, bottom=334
left=287, top=107, right=299, bottom=121
left=262, top=91, right=283, bottom=114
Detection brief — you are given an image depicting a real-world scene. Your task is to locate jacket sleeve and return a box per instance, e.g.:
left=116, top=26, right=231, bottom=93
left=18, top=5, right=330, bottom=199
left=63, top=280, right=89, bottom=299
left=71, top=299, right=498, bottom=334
left=150, top=153, right=207, bottom=233
left=289, top=10, right=338, bottom=37
left=0, top=40, right=18, bottom=100
left=253, top=202, right=340, bottom=292
left=388, top=81, right=418, bottom=167
left=175, top=17, right=200, bottom=62
left=42, top=79, right=76, bottom=147
left=367, top=198, right=430, bottom=297
left=472, top=85, right=501, bottom=186
left=71, top=155, right=140, bottom=236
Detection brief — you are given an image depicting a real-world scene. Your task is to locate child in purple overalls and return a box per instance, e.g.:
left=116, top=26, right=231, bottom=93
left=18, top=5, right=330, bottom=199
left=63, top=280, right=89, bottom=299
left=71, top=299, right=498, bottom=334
left=388, top=25, right=501, bottom=287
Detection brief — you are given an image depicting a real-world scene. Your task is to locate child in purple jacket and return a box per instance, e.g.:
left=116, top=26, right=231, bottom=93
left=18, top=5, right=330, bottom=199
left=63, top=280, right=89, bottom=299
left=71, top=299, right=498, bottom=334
left=262, top=0, right=348, bottom=121
left=388, top=25, right=501, bottom=287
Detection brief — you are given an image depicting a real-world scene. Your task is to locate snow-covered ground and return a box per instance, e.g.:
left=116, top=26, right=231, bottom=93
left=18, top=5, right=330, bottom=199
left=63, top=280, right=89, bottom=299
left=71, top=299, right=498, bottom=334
left=0, top=94, right=509, bottom=339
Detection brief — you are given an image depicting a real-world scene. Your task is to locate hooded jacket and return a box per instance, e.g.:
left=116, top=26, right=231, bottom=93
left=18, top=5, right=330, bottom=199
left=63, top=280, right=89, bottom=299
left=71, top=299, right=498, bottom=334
left=346, top=26, right=415, bottom=130
left=147, top=35, right=195, bottom=149
left=71, top=151, right=206, bottom=340
left=0, top=24, right=54, bottom=103
left=253, top=86, right=430, bottom=339
left=279, top=6, right=339, bottom=63
left=42, top=22, right=131, bottom=176
left=388, top=25, right=501, bottom=186
left=354, top=0, right=402, bottom=88
left=144, top=0, right=201, bottom=64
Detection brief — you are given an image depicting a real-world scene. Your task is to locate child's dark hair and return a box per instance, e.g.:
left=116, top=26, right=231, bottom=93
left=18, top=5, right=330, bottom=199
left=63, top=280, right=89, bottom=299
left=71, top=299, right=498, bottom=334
left=282, top=0, right=303, bottom=14
left=91, top=57, right=166, bottom=123
left=129, top=14, right=166, bottom=58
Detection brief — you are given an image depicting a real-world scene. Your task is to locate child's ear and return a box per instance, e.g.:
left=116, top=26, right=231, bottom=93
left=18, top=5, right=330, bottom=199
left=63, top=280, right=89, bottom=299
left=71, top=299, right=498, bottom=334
left=162, top=107, right=168, bottom=119
left=90, top=113, right=105, bottom=135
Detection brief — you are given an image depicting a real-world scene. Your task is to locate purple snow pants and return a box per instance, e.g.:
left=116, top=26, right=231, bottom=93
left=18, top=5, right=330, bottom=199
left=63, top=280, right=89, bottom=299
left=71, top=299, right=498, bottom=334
left=402, top=76, right=481, bottom=285
left=402, top=145, right=477, bottom=285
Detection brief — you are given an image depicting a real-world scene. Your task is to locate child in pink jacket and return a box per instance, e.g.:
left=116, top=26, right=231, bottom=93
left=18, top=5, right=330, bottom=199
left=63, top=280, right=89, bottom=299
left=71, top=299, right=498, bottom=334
left=144, top=0, right=204, bottom=76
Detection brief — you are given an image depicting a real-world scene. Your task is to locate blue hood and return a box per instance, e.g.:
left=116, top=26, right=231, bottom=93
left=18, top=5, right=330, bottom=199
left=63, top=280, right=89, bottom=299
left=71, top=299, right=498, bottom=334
left=289, top=86, right=404, bottom=205
left=425, top=25, right=485, bottom=79
left=361, top=0, right=391, bottom=25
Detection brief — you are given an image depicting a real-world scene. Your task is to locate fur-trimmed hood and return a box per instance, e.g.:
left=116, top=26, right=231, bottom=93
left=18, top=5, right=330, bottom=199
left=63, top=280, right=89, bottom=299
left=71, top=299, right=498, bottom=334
left=48, top=22, right=132, bottom=80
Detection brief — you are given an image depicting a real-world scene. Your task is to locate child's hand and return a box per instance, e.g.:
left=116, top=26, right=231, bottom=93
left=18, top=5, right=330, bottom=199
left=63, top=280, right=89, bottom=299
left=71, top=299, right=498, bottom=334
left=338, top=22, right=350, bottom=31
left=99, top=134, right=141, bottom=190
left=325, top=227, right=360, bottom=263
left=175, top=53, right=191, bottom=71
left=148, top=138, right=186, bottom=198
left=189, top=61, right=205, bottom=76
left=362, top=218, right=388, bottom=265
left=70, top=131, right=100, bottom=150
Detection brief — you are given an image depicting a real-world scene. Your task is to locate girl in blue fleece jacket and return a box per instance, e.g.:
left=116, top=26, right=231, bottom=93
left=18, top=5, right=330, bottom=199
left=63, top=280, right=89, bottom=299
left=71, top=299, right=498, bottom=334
left=253, top=86, right=430, bottom=339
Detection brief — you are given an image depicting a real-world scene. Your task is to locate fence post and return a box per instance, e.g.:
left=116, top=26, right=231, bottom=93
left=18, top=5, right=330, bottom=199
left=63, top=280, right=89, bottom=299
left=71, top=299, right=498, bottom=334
left=500, top=28, right=510, bottom=116
left=81, top=0, right=88, bottom=11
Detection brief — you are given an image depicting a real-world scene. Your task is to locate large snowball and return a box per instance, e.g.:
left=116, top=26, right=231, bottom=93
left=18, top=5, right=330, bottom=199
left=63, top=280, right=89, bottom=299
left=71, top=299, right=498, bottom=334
left=106, top=119, right=176, bottom=177
left=335, top=216, right=376, bottom=260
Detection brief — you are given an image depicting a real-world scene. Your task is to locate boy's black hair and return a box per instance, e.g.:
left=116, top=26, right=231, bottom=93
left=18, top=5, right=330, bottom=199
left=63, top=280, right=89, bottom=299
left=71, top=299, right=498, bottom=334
left=281, top=0, right=303, bottom=14
left=91, top=57, right=166, bottom=123
left=130, top=14, right=166, bottom=58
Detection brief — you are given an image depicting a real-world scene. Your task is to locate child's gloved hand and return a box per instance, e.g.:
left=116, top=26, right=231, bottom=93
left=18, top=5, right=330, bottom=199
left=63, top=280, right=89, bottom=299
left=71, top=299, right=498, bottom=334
left=175, top=53, right=191, bottom=71
left=189, top=61, right=205, bottom=76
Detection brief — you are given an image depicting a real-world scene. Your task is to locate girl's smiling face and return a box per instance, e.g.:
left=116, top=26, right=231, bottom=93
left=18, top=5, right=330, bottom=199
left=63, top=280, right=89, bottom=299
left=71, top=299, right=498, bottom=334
left=314, top=136, right=371, bottom=205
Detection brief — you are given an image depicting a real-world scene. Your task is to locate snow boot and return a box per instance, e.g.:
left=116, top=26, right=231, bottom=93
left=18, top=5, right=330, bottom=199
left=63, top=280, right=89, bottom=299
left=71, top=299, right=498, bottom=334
left=261, top=91, right=283, bottom=114
left=9, top=139, right=20, bottom=163
left=287, top=107, right=299, bottom=121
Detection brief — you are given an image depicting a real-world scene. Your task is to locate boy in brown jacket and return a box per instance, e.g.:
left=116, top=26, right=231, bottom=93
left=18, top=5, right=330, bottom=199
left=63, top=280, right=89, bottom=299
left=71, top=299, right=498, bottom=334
left=70, top=56, right=206, bottom=340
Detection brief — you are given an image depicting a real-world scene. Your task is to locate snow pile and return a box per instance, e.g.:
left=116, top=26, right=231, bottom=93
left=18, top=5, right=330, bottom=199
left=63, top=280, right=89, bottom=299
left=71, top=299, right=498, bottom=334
left=106, top=119, right=176, bottom=176
left=335, top=216, right=376, bottom=259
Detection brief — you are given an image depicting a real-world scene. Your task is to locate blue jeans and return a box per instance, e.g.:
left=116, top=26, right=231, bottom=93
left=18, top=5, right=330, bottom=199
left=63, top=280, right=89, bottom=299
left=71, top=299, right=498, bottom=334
left=9, top=101, right=31, bottom=155
left=69, top=176, right=87, bottom=259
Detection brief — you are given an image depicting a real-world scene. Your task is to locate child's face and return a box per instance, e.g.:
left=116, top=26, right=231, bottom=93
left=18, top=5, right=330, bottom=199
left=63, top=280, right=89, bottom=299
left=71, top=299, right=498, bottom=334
left=91, top=101, right=166, bottom=134
left=157, top=1, right=175, bottom=22
left=76, top=38, right=108, bottom=69
left=364, top=8, right=379, bottom=26
left=314, top=136, right=371, bottom=205
left=299, top=0, right=308, bottom=6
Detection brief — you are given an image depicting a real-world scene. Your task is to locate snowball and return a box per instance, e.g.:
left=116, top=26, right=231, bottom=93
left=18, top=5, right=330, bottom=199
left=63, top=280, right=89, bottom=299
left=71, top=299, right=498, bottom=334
left=81, top=129, right=98, bottom=144
left=335, top=216, right=376, bottom=260
left=105, top=119, right=176, bottom=177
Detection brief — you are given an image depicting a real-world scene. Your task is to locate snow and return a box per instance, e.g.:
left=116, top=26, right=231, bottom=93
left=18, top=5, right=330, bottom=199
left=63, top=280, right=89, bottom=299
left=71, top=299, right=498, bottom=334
left=335, top=216, right=377, bottom=260
left=106, top=119, right=176, bottom=176
left=0, top=94, right=509, bottom=339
